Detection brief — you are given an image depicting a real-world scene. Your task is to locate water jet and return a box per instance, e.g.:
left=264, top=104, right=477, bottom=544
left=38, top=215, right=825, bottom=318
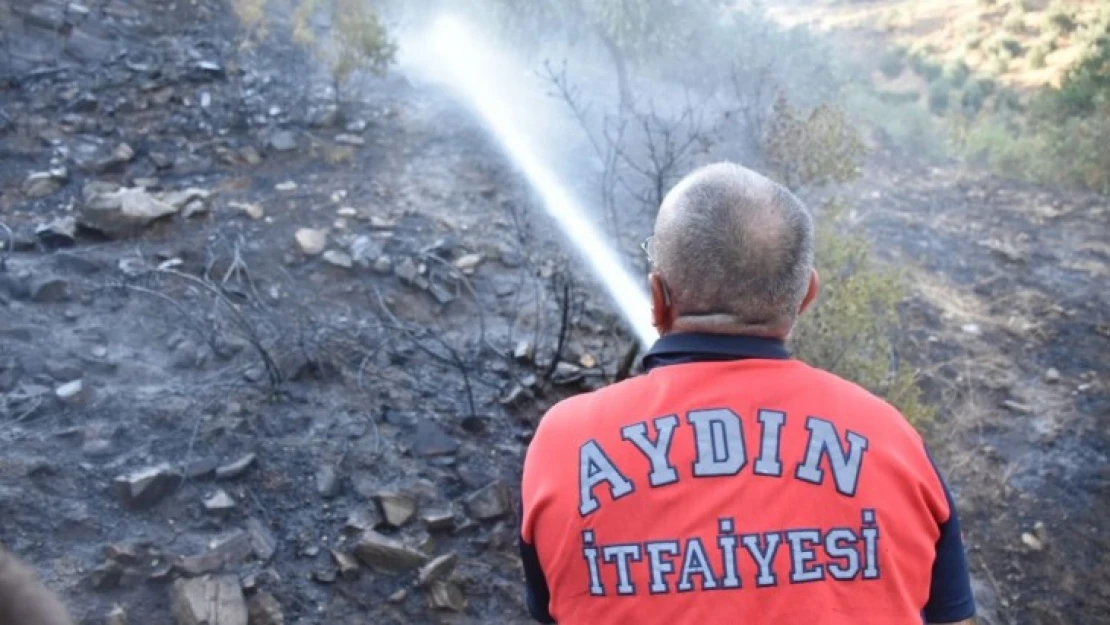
left=404, top=14, right=657, bottom=348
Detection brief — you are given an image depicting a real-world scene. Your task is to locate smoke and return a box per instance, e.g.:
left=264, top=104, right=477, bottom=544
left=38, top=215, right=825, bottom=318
left=399, top=13, right=658, bottom=346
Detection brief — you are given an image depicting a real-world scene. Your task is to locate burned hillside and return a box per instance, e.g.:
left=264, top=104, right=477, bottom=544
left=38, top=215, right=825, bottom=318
left=1, top=0, right=1107, bottom=624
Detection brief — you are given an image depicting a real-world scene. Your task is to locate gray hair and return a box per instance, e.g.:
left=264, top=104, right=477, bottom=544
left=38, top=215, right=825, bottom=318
left=651, top=162, right=815, bottom=325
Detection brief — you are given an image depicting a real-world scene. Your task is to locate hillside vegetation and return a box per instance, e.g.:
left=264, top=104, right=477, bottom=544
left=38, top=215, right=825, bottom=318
left=770, top=0, right=1110, bottom=193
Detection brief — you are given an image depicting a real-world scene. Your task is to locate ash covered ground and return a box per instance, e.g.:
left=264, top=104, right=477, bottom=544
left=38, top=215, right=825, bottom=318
left=0, top=1, right=1106, bottom=624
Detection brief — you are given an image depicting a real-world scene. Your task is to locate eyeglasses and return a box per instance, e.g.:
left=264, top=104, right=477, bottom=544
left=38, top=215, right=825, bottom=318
left=641, top=235, right=656, bottom=266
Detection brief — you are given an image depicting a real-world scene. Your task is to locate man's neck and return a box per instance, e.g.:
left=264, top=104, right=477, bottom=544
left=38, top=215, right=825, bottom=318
left=667, top=315, right=793, bottom=340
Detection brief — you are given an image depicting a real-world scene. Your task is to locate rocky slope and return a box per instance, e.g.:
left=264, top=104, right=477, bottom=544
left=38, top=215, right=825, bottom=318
left=1, top=1, right=631, bottom=623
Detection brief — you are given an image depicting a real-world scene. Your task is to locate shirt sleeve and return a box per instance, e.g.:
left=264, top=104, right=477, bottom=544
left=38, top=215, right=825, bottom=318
left=519, top=508, right=556, bottom=624
left=923, top=453, right=976, bottom=623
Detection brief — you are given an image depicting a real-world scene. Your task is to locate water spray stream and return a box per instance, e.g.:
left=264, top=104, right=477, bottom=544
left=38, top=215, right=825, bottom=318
left=415, top=15, right=657, bottom=348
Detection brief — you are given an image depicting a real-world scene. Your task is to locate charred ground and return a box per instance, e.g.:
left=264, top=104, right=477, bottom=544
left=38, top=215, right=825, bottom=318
left=0, top=1, right=1107, bottom=624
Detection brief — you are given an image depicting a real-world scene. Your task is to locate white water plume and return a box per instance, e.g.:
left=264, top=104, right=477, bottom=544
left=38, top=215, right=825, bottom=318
left=400, top=14, right=657, bottom=348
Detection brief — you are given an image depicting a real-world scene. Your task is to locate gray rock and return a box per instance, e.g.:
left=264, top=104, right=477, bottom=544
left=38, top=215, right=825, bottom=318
left=418, top=552, right=458, bottom=586
left=31, top=277, right=70, bottom=302
left=322, top=250, right=353, bottom=268
left=240, top=147, right=263, bottom=165
left=171, top=576, right=248, bottom=625
left=54, top=379, right=85, bottom=404
left=373, top=255, right=393, bottom=274
left=453, top=253, right=483, bottom=273
left=246, top=518, right=276, bottom=562
left=513, top=340, right=535, bottom=362
left=82, top=439, right=114, bottom=457
left=334, top=134, right=364, bottom=146
left=331, top=550, right=360, bottom=579
left=113, top=143, right=135, bottom=163
left=175, top=530, right=254, bottom=576
left=23, top=171, right=67, bottom=198
left=66, top=28, right=116, bottom=62
left=26, top=3, right=67, bottom=31
left=353, top=531, right=428, bottom=573
left=107, top=605, right=128, bottom=625
left=203, top=489, right=236, bottom=513
left=247, top=591, right=284, bottom=625
left=80, top=184, right=179, bottom=237
left=70, top=92, right=98, bottom=112
left=35, top=216, right=78, bottom=245
left=308, top=105, right=339, bottom=128
left=552, top=362, right=584, bottom=385
left=412, top=420, right=458, bottom=457
left=464, top=480, right=511, bottom=521
left=315, top=465, right=340, bottom=498
left=114, top=463, right=181, bottom=508
left=160, top=188, right=210, bottom=211
left=269, top=131, right=297, bottom=152
left=103, top=543, right=141, bottom=565
left=184, top=458, right=218, bottom=479
left=72, top=142, right=131, bottom=174
left=343, top=508, right=381, bottom=535
left=349, top=235, right=381, bottom=268
left=421, top=507, right=455, bottom=532
left=426, top=581, right=467, bottom=612
left=193, top=61, right=225, bottom=78
left=394, top=257, right=420, bottom=284
left=429, top=282, right=456, bottom=305
left=216, top=453, right=256, bottom=480
left=1044, top=368, right=1061, bottom=383
left=376, top=492, right=416, bottom=528
left=88, top=561, right=124, bottom=590
left=295, top=229, right=327, bottom=256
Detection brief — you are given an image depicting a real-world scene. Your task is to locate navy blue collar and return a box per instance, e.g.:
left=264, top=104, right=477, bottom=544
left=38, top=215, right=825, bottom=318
left=642, top=332, right=791, bottom=371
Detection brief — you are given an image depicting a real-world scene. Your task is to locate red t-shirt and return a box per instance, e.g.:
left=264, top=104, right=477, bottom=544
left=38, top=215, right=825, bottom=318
left=520, top=337, right=973, bottom=625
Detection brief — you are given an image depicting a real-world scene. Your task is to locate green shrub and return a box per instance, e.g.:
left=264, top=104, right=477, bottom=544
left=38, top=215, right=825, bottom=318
left=1029, top=44, right=1049, bottom=69
left=928, top=82, right=951, bottom=114
left=975, top=76, right=998, bottom=95
left=1045, top=4, right=1076, bottom=35
left=876, top=89, right=920, bottom=105
left=763, top=96, right=867, bottom=189
left=1054, top=34, right=1110, bottom=115
left=793, top=200, right=934, bottom=428
left=879, top=48, right=906, bottom=78
left=844, top=87, right=945, bottom=159
left=961, top=82, right=987, bottom=116
left=945, top=60, right=971, bottom=87
left=1003, top=9, right=1027, bottom=34
left=956, top=106, right=1110, bottom=194
left=996, top=89, right=1024, bottom=112
left=995, top=37, right=1025, bottom=59
left=914, top=58, right=945, bottom=82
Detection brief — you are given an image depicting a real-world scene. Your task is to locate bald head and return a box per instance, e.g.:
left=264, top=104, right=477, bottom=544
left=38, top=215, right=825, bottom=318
left=651, top=162, right=814, bottom=328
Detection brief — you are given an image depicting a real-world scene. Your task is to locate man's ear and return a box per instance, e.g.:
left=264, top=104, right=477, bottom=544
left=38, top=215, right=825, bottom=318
left=798, top=269, right=819, bottom=315
left=649, top=272, right=675, bottom=334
